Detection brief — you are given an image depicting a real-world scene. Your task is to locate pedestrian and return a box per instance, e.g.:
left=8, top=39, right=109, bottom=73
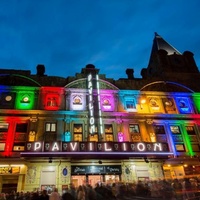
left=40, top=190, right=49, bottom=200
left=62, top=192, right=75, bottom=200
left=49, top=188, right=60, bottom=200
left=77, top=185, right=85, bottom=200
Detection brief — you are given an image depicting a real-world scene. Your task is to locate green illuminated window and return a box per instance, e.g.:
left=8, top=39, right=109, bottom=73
left=16, top=92, right=35, bottom=110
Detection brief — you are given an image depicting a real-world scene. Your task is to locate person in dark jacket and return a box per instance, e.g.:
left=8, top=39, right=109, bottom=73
left=62, top=192, right=75, bottom=200
left=40, top=190, right=49, bottom=200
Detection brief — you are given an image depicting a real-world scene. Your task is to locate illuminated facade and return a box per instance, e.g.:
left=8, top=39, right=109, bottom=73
left=1, top=33, right=200, bottom=193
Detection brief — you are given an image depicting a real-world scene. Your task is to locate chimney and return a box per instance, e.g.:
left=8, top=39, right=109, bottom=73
left=36, top=64, right=45, bottom=76
left=126, top=68, right=134, bottom=79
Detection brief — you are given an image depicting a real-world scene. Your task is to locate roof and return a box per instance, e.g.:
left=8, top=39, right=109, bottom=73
left=153, top=32, right=181, bottom=55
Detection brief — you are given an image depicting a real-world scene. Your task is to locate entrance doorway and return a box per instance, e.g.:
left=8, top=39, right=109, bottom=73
left=2, top=183, right=17, bottom=193
left=1, top=175, right=18, bottom=193
left=71, top=174, right=120, bottom=188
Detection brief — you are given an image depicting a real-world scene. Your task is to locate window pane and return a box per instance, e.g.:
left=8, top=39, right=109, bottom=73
left=51, top=124, right=56, bottom=132
left=186, top=126, right=196, bottom=135
left=170, top=126, right=181, bottom=134
left=153, top=125, right=165, bottom=134
left=16, top=123, right=28, bottom=132
left=0, top=122, right=9, bottom=132
left=46, top=123, right=50, bottom=132
left=129, top=124, right=140, bottom=133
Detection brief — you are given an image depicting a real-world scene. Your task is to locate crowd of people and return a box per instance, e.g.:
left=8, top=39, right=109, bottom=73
left=1, top=177, right=200, bottom=200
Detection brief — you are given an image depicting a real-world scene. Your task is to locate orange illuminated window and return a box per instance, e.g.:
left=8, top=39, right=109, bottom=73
left=105, top=124, right=113, bottom=141
left=73, top=124, right=83, bottom=141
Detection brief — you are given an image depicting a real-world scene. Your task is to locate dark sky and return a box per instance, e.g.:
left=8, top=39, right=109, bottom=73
left=0, top=0, right=200, bottom=79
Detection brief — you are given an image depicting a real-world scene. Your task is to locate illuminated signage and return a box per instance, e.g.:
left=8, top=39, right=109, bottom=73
left=96, top=74, right=103, bottom=135
left=71, top=165, right=122, bottom=175
left=25, top=141, right=169, bottom=152
left=87, top=74, right=95, bottom=134
left=0, top=167, right=20, bottom=174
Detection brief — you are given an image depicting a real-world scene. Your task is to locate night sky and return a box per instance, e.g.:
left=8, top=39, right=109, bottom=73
left=0, top=0, right=200, bottom=80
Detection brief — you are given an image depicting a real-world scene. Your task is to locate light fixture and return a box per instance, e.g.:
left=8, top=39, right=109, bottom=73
left=144, top=157, right=149, bottom=163
left=49, top=157, right=53, bottom=163
left=98, top=160, right=102, bottom=164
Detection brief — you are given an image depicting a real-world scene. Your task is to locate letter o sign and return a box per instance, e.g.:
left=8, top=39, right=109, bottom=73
left=137, top=143, right=145, bottom=151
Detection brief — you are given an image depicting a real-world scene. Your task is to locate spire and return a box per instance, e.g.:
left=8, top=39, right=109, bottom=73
left=152, top=32, right=181, bottom=55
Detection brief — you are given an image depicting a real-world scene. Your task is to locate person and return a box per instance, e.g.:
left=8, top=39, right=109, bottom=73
left=40, top=190, right=49, bottom=200
left=62, top=192, right=75, bottom=200
left=49, top=188, right=60, bottom=200
left=77, top=185, right=85, bottom=200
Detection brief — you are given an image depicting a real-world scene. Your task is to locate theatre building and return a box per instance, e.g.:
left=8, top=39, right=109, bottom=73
left=1, top=33, right=200, bottom=193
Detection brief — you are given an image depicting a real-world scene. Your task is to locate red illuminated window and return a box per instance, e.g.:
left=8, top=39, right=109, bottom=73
left=45, top=94, right=59, bottom=110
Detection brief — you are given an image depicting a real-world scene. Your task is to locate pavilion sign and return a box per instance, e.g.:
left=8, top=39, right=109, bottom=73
left=25, top=141, right=170, bottom=153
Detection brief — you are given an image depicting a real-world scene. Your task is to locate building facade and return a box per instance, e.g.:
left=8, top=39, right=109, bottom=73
left=1, top=33, right=200, bottom=193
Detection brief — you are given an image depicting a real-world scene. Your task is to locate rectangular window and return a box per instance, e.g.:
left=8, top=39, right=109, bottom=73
left=0, top=123, right=9, bottom=141
left=153, top=124, right=167, bottom=142
left=16, top=123, right=28, bottom=132
left=73, top=124, right=83, bottom=141
left=170, top=125, right=185, bottom=152
left=104, top=125, right=113, bottom=133
left=45, top=122, right=56, bottom=132
left=185, top=125, right=200, bottom=152
left=170, top=125, right=181, bottom=134
left=126, top=100, right=135, bottom=109
left=175, top=144, right=185, bottom=151
left=0, top=122, right=9, bottom=132
left=186, top=126, right=196, bottom=135
left=129, top=124, right=141, bottom=142
left=153, top=125, right=165, bottom=134
left=129, top=124, right=140, bottom=133
left=104, top=124, right=113, bottom=142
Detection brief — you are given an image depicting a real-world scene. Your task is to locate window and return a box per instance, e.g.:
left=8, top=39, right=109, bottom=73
left=73, top=124, right=83, bottom=141
left=153, top=125, right=165, bottom=134
left=170, top=125, right=181, bottom=134
left=175, top=97, right=192, bottom=114
left=0, top=122, right=9, bottom=141
left=129, top=124, right=141, bottom=142
left=104, top=124, right=113, bottom=141
left=186, top=126, right=196, bottom=135
left=185, top=126, right=200, bottom=152
left=162, top=97, right=176, bottom=113
left=0, top=92, right=16, bottom=109
left=170, top=125, right=185, bottom=152
left=16, top=123, right=28, bottom=132
left=15, top=123, right=28, bottom=143
left=129, top=124, right=140, bottom=133
left=46, top=123, right=56, bottom=132
left=125, top=99, right=136, bottom=112
left=0, top=122, right=9, bottom=132
left=153, top=125, right=167, bottom=142
left=45, top=94, right=59, bottom=110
